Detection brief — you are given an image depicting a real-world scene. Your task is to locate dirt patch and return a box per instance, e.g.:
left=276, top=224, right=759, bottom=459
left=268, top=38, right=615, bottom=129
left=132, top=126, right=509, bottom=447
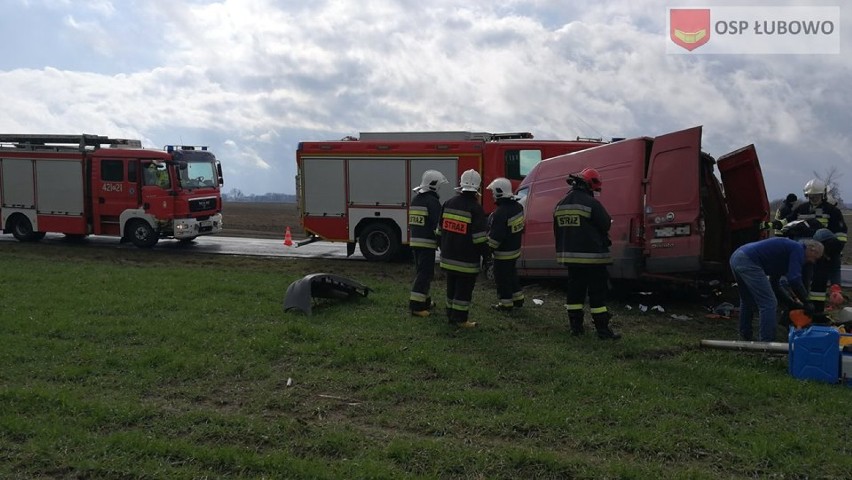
left=221, top=202, right=303, bottom=240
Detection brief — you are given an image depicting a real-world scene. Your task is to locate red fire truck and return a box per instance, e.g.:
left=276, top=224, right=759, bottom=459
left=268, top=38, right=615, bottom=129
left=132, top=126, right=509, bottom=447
left=296, top=131, right=604, bottom=261
left=0, top=134, right=224, bottom=247
left=515, top=125, right=770, bottom=283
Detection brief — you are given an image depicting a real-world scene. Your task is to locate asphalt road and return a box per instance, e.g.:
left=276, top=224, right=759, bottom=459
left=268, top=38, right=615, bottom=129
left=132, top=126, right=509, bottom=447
left=0, top=233, right=364, bottom=260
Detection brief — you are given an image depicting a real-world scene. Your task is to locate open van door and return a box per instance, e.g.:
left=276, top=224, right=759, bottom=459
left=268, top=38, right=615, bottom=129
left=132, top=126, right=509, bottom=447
left=644, top=126, right=703, bottom=273
left=717, top=144, right=769, bottom=252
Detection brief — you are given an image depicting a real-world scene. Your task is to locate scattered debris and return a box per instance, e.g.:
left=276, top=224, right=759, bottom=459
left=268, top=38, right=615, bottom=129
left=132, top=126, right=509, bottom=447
left=532, top=298, right=544, bottom=306
left=283, top=273, right=371, bottom=315
left=670, top=314, right=691, bottom=320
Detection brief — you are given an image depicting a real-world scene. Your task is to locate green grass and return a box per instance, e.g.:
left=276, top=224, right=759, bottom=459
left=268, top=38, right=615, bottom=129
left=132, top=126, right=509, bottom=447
left=1, top=242, right=850, bottom=479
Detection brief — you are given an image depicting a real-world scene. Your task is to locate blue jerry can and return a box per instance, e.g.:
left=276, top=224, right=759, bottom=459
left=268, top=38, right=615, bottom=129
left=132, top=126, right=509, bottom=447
left=788, top=326, right=840, bottom=384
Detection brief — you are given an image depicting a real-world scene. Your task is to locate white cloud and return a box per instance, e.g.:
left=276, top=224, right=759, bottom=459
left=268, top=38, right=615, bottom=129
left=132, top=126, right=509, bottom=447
left=0, top=0, right=848, bottom=199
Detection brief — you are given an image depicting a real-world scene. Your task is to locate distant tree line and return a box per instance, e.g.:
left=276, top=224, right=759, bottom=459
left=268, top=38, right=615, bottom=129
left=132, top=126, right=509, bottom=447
left=223, top=188, right=296, bottom=203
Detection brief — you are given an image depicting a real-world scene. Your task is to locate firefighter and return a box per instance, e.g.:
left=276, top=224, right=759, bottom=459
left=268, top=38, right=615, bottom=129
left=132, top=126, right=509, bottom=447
left=145, top=162, right=170, bottom=189
left=485, top=177, right=525, bottom=313
left=772, top=193, right=798, bottom=236
left=437, top=169, right=488, bottom=328
left=553, top=168, right=620, bottom=339
left=408, top=170, right=448, bottom=317
left=809, top=228, right=846, bottom=324
left=784, top=178, right=847, bottom=285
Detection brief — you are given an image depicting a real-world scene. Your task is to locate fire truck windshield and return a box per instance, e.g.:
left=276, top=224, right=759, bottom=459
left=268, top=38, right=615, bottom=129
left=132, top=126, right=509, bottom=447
left=174, top=151, right=218, bottom=189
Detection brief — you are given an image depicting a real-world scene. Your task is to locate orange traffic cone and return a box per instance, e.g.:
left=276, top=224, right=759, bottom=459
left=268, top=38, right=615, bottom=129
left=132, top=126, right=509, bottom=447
left=283, top=226, right=293, bottom=247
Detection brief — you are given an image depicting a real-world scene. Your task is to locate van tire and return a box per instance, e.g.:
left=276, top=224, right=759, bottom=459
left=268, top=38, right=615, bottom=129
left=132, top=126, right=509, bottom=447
left=358, top=223, right=399, bottom=262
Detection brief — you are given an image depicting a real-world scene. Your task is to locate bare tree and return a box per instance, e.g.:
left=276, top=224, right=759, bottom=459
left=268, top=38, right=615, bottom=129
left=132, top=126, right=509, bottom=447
left=228, top=188, right=244, bottom=201
left=813, top=166, right=844, bottom=207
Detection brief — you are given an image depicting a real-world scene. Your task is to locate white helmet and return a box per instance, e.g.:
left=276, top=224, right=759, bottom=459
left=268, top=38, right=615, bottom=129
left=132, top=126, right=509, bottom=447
left=455, top=169, right=481, bottom=193
left=413, top=170, right=448, bottom=193
left=486, top=177, right=515, bottom=201
left=803, top=178, right=826, bottom=196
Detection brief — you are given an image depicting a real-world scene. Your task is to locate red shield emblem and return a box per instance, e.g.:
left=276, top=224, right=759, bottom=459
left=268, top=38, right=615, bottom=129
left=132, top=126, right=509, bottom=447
left=670, top=9, right=711, bottom=51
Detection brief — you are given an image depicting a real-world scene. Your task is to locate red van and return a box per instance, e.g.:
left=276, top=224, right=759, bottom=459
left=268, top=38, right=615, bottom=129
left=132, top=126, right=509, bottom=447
left=515, top=126, right=770, bottom=283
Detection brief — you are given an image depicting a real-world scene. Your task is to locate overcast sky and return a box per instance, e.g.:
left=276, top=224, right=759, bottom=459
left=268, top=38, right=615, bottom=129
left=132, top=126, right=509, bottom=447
left=1, top=0, right=848, bottom=202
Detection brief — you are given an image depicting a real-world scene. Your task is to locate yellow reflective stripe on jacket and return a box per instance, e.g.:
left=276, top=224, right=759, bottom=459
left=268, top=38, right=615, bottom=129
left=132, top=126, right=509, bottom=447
left=554, top=203, right=592, bottom=217
left=440, top=258, right=480, bottom=274
left=508, top=212, right=525, bottom=232
left=443, top=208, right=472, bottom=223
left=556, top=252, right=612, bottom=264
left=472, top=231, right=488, bottom=244
left=493, top=249, right=521, bottom=260
left=410, top=237, right=438, bottom=248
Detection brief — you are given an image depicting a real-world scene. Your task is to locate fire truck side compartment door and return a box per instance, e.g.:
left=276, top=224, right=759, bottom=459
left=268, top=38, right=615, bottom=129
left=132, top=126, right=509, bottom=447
left=348, top=159, right=406, bottom=206
left=717, top=144, right=769, bottom=250
left=302, top=158, right=345, bottom=216
left=644, top=126, right=703, bottom=273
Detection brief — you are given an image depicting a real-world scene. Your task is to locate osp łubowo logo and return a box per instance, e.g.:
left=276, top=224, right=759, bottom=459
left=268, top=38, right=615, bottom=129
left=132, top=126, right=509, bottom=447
left=670, top=8, right=711, bottom=51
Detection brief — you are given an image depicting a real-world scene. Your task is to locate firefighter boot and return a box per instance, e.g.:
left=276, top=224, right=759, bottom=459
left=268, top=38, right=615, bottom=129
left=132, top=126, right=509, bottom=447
left=592, top=312, right=621, bottom=340
left=568, top=311, right=585, bottom=336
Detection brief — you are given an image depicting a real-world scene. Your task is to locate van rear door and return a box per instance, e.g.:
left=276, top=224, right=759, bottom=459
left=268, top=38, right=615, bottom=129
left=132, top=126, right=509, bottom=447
left=717, top=144, right=769, bottom=251
left=644, top=126, right=703, bottom=273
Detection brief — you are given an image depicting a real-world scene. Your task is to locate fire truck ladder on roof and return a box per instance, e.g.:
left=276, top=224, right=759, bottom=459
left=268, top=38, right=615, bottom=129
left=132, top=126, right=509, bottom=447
left=357, top=131, right=534, bottom=142
left=0, top=134, right=142, bottom=150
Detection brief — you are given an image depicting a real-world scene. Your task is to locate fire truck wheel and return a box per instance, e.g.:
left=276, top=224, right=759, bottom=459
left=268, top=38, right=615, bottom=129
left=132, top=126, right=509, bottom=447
left=358, top=223, right=399, bottom=262
left=128, top=220, right=159, bottom=248
left=10, top=215, right=42, bottom=242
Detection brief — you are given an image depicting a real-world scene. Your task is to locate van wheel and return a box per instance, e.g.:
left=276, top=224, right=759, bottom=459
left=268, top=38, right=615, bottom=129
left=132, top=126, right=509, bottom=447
left=359, top=223, right=399, bottom=262
left=11, top=215, right=41, bottom=242
left=128, top=220, right=159, bottom=248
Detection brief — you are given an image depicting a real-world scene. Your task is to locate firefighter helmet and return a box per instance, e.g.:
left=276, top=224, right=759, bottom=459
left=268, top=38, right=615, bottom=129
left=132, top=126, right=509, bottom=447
left=580, top=168, right=603, bottom=192
left=813, top=228, right=837, bottom=243
left=803, top=178, right=826, bottom=197
left=456, top=169, right=481, bottom=193
left=412, top=170, right=448, bottom=193
left=486, top=177, right=515, bottom=201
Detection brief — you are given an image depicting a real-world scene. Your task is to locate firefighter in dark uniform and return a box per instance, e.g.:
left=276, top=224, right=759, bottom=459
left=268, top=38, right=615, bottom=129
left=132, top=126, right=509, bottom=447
left=485, top=177, right=525, bottom=312
left=784, top=178, right=848, bottom=308
left=437, top=169, right=488, bottom=328
left=773, top=193, right=798, bottom=236
left=553, top=168, right=620, bottom=339
left=408, top=170, right=448, bottom=317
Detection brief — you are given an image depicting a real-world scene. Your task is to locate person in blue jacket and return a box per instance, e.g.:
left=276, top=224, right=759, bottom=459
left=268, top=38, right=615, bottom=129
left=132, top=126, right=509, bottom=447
left=729, top=237, right=824, bottom=341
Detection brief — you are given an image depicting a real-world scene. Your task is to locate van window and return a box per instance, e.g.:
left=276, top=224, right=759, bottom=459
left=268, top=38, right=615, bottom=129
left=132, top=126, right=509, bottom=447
left=505, top=150, right=543, bottom=180
left=101, top=160, right=124, bottom=182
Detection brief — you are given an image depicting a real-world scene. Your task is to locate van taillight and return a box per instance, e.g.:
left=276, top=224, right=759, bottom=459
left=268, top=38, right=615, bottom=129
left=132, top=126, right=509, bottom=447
left=629, top=217, right=644, bottom=246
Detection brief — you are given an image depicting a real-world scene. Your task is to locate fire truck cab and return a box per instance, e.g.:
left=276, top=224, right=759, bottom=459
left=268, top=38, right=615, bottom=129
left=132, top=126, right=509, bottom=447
left=296, top=131, right=604, bottom=261
left=516, top=125, right=770, bottom=283
left=0, top=134, right=224, bottom=247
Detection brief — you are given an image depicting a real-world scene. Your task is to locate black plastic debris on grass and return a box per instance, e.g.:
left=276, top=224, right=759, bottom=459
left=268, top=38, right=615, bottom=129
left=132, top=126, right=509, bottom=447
left=283, top=273, right=372, bottom=315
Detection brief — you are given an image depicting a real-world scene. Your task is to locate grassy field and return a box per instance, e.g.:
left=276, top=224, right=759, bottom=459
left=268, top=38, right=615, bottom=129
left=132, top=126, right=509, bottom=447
left=1, top=241, right=851, bottom=479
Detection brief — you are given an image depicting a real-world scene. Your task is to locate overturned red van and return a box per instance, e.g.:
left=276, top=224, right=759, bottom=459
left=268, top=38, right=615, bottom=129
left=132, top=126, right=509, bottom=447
left=515, top=126, right=770, bottom=283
